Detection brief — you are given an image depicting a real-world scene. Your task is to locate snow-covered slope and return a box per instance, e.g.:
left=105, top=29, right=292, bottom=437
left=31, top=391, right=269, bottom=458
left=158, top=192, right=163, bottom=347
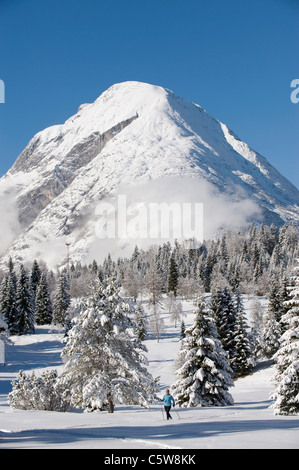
left=1, top=298, right=299, bottom=449
left=0, top=81, right=298, bottom=268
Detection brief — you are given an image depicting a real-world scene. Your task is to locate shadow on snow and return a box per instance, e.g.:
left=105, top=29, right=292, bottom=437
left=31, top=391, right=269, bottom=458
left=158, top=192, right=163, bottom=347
left=1, top=417, right=299, bottom=447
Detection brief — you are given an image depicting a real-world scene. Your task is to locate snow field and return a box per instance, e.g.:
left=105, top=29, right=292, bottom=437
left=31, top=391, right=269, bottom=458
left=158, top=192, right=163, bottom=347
left=0, top=296, right=299, bottom=449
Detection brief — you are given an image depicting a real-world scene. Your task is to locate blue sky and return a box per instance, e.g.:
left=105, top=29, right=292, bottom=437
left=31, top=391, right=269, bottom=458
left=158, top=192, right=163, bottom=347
left=0, top=0, right=298, bottom=187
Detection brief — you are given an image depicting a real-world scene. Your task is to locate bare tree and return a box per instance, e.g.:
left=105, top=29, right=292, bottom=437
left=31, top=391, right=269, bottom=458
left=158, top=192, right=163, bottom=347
left=145, top=263, right=163, bottom=306
left=122, top=267, right=143, bottom=301
left=149, top=303, right=165, bottom=342
left=170, top=300, right=183, bottom=328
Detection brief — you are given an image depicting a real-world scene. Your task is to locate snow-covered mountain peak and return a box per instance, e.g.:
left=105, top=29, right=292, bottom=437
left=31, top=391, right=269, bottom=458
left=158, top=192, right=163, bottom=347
left=0, top=81, right=298, bottom=268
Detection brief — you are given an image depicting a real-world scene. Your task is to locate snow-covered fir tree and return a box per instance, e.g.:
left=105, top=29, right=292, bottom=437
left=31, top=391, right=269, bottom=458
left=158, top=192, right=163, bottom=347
left=250, top=298, right=264, bottom=335
left=9, top=369, right=70, bottom=412
left=134, top=302, right=147, bottom=341
left=267, top=279, right=284, bottom=323
left=279, top=275, right=293, bottom=332
left=60, top=278, right=158, bottom=412
left=0, top=275, right=16, bottom=334
left=260, top=309, right=281, bottom=359
left=53, top=272, right=71, bottom=328
left=168, top=255, right=178, bottom=295
left=210, top=287, right=237, bottom=365
left=0, top=259, right=18, bottom=334
left=179, top=318, right=186, bottom=340
left=30, top=260, right=42, bottom=306
left=270, top=260, right=299, bottom=415
left=0, top=308, right=8, bottom=340
left=172, top=297, right=234, bottom=407
left=35, top=273, right=53, bottom=325
left=231, top=291, right=254, bottom=376
left=16, top=265, right=35, bottom=335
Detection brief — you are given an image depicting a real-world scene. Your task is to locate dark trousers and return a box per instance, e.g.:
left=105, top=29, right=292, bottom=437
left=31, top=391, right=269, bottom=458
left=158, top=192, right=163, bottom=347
left=164, top=405, right=172, bottom=420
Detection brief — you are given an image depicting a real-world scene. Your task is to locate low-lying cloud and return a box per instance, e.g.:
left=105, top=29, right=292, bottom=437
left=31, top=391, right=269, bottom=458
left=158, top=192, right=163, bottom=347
left=85, top=176, right=262, bottom=263
left=0, top=174, right=262, bottom=269
left=0, top=175, right=22, bottom=257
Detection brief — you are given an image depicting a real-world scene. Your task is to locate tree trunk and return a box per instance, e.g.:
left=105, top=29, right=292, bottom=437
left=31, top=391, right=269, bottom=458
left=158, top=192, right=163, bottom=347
left=107, top=391, right=114, bottom=413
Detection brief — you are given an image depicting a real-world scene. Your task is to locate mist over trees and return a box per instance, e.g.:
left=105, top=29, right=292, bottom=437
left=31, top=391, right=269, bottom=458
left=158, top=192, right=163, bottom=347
left=0, top=223, right=298, bottom=337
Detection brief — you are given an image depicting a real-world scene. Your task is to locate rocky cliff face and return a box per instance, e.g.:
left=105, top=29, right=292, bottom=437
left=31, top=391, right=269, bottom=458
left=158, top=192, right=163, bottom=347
left=12, top=114, right=138, bottom=228
left=0, top=81, right=298, bottom=268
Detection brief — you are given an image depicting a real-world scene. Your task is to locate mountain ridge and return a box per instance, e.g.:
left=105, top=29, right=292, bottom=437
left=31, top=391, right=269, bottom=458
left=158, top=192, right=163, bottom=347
left=0, top=81, right=298, bottom=268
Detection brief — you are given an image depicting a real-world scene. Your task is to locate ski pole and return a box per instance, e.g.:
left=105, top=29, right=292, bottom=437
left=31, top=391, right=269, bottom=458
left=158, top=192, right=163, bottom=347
left=173, top=407, right=181, bottom=420
left=160, top=404, right=165, bottom=420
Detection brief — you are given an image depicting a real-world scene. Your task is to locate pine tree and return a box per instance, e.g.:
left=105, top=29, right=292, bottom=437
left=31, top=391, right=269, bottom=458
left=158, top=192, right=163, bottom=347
left=260, top=309, right=281, bottom=359
left=30, top=260, right=41, bottom=301
left=53, top=272, right=70, bottom=327
left=270, top=261, right=299, bottom=415
left=168, top=255, right=178, bottom=295
left=0, top=275, right=15, bottom=334
left=210, top=287, right=237, bottom=364
left=8, top=257, right=17, bottom=289
left=279, top=276, right=293, bottom=332
left=241, top=240, right=250, bottom=263
left=250, top=298, right=264, bottom=334
left=251, top=241, right=260, bottom=270
left=172, top=297, right=234, bottom=407
left=253, top=256, right=264, bottom=283
left=9, top=369, right=70, bottom=411
left=60, top=278, right=158, bottom=412
left=261, top=283, right=283, bottom=359
left=134, top=302, right=147, bottom=341
left=228, top=261, right=240, bottom=293
left=268, top=279, right=284, bottom=323
left=35, top=273, right=53, bottom=325
left=202, top=248, right=217, bottom=292
left=90, top=259, right=98, bottom=275
left=217, top=234, right=229, bottom=276
left=0, top=259, right=18, bottom=334
left=0, top=288, right=8, bottom=336
left=231, top=291, right=253, bottom=376
left=179, top=319, right=186, bottom=340
left=16, top=265, right=35, bottom=334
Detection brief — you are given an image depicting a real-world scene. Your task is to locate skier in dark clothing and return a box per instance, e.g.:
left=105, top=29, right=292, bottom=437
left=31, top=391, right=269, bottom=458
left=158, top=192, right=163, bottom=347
left=161, top=389, right=175, bottom=420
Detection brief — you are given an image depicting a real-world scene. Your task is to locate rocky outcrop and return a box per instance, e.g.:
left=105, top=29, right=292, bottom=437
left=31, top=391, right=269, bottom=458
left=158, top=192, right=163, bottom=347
left=14, top=114, right=138, bottom=228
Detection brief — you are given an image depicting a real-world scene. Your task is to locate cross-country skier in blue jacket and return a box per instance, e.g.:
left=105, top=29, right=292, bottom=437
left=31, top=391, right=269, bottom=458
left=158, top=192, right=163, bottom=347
left=161, top=389, right=175, bottom=420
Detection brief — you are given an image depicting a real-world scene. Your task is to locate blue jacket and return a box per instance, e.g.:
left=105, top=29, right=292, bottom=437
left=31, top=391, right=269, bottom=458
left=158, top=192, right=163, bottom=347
left=161, top=394, right=175, bottom=407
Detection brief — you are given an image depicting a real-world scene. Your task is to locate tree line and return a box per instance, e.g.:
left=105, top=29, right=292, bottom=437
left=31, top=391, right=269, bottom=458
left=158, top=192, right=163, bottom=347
left=0, top=223, right=297, bottom=338
left=1, top=222, right=298, bottom=415
left=70, top=221, right=299, bottom=301
left=0, top=258, right=71, bottom=335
